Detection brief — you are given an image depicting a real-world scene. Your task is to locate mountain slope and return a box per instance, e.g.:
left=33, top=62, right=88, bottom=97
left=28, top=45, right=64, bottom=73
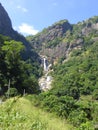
left=27, top=16, right=98, bottom=63
left=26, top=16, right=98, bottom=129
left=35, top=37, right=98, bottom=129
left=0, top=3, right=42, bottom=96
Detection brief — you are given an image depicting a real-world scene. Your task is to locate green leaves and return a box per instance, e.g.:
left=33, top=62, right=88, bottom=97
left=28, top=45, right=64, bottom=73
left=2, top=40, right=24, bottom=64
left=0, top=36, right=40, bottom=95
left=2, top=40, right=24, bottom=53
left=0, top=97, right=49, bottom=130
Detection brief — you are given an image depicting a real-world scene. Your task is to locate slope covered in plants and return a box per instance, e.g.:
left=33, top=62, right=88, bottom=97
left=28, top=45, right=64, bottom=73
left=0, top=96, right=71, bottom=130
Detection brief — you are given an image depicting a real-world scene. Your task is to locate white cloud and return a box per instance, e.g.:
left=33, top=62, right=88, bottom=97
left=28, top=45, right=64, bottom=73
left=17, top=5, right=28, bottom=12
left=18, top=23, right=39, bottom=35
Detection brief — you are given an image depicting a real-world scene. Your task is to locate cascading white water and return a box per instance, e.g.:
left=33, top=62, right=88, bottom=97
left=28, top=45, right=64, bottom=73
left=39, top=56, right=53, bottom=91
left=44, top=58, right=47, bottom=71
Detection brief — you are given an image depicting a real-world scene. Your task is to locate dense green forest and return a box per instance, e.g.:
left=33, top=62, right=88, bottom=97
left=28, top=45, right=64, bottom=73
left=34, top=34, right=98, bottom=129
left=0, top=35, right=42, bottom=96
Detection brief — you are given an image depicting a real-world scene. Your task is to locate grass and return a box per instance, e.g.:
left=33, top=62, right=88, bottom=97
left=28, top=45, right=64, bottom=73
left=0, top=96, right=72, bottom=130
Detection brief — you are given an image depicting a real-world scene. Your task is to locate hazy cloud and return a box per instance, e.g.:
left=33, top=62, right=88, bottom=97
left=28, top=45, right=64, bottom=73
left=18, top=23, right=39, bottom=35
left=17, top=5, right=28, bottom=12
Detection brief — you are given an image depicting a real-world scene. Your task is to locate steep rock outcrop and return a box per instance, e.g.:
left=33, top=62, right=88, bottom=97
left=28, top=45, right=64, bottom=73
left=41, top=20, right=72, bottom=40
left=28, top=16, right=98, bottom=63
left=27, top=20, right=72, bottom=63
left=30, top=20, right=72, bottom=49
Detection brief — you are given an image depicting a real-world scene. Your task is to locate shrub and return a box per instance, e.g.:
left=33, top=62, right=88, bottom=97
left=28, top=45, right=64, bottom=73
left=68, top=109, right=88, bottom=127
left=92, top=89, right=98, bottom=100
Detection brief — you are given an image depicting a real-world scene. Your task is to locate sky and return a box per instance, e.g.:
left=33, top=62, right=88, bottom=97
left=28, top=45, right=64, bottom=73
left=0, top=0, right=98, bottom=36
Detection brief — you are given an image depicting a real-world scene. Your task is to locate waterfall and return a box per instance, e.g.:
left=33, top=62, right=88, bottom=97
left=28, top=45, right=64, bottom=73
left=44, top=58, right=47, bottom=71
left=39, top=56, right=53, bottom=91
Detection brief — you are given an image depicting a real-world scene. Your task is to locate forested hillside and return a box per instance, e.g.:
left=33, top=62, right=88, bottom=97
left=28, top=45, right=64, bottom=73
left=0, top=2, right=98, bottom=129
left=36, top=37, right=98, bottom=129
left=26, top=16, right=98, bottom=129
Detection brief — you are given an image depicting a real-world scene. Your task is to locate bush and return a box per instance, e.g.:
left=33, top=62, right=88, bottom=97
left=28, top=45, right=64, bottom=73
left=77, top=121, right=94, bottom=130
left=92, top=89, right=98, bottom=100
left=68, top=109, right=88, bottom=127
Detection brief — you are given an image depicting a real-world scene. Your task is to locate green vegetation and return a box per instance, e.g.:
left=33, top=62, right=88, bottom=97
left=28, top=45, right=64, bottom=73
left=46, top=37, right=62, bottom=48
left=0, top=97, right=71, bottom=130
left=33, top=36, right=98, bottom=129
left=0, top=35, right=41, bottom=96
left=1, top=16, right=98, bottom=130
left=54, top=19, right=69, bottom=26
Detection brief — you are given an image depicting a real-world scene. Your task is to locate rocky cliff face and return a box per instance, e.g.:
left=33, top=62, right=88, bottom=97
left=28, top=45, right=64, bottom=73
left=27, top=16, right=98, bottom=64
left=29, top=20, right=72, bottom=50
left=40, top=20, right=72, bottom=41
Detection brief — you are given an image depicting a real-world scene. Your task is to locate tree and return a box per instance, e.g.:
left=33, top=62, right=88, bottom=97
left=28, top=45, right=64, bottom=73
left=1, top=40, right=40, bottom=95
left=2, top=40, right=24, bottom=67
